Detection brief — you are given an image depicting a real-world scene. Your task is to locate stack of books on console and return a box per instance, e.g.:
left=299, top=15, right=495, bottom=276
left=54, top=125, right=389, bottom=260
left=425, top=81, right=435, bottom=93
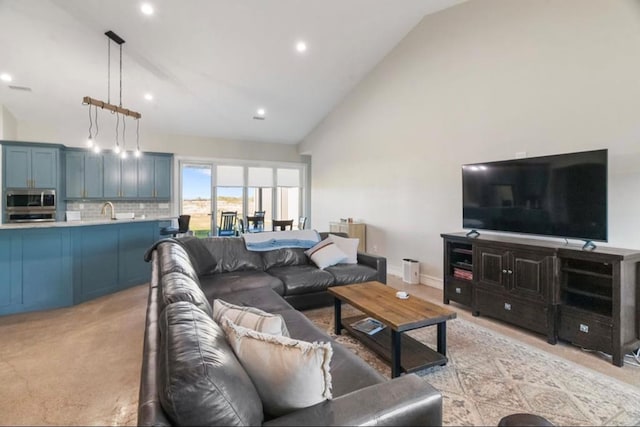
left=453, top=268, right=473, bottom=281
left=351, top=317, right=385, bottom=335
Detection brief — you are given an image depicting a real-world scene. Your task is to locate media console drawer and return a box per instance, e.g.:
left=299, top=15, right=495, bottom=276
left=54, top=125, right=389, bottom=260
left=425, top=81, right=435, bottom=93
left=475, top=289, right=547, bottom=335
left=558, top=307, right=612, bottom=352
left=444, top=278, right=472, bottom=306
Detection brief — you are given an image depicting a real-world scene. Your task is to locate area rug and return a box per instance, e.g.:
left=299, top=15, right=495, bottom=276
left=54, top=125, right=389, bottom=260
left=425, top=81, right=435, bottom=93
left=303, top=306, right=640, bottom=426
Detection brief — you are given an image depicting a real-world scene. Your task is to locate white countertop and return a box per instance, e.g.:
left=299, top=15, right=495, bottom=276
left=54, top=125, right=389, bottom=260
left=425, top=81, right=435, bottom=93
left=0, top=216, right=176, bottom=230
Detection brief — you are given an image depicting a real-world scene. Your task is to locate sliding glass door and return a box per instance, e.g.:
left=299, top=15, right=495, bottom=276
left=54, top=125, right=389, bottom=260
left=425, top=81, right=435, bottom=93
left=181, top=163, right=212, bottom=237
left=179, top=160, right=306, bottom=237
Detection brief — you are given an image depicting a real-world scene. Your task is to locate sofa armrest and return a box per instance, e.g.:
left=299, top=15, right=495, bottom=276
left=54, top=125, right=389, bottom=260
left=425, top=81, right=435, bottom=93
left=357, top=252, right=387, bottom=284
left=263, top=374, right=441, bottom=427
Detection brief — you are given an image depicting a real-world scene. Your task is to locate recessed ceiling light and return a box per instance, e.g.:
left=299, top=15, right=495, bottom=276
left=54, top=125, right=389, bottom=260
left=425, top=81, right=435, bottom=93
left=256, top=108, right=266, bottom=116
left=140, top=3, right=154, bottom=15
left=144, top=93, right=154, bottom=101
left=295, top=41, right=307, bottom=53
left=0, top=73, right=12, bottom=82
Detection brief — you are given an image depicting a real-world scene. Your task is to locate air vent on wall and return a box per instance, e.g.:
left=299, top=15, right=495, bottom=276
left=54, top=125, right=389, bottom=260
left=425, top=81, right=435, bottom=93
left=9, top=85, right=32, bottom=92
left=252, top=116, right=265, bottom=120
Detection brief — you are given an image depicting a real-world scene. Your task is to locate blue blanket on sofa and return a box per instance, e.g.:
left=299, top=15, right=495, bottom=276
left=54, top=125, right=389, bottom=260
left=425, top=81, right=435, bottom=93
left=242, top=229, right=321, bottom=251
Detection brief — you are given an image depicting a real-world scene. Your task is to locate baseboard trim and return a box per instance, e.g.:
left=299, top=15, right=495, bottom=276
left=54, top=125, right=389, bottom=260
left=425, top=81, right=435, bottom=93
left=387, top=265, right=443, bottom=290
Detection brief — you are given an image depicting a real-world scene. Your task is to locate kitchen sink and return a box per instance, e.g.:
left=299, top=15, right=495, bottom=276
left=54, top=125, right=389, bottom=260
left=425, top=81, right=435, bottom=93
left=114, top=212, right=135, bottom=220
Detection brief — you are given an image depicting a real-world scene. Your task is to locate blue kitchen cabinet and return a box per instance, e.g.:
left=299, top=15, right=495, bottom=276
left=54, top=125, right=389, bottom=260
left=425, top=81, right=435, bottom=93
left=103, top=153, right=137, bottom=198
left=73, top=225, right=120, bottom=302
left=121, top=157, right=138, bottom=197
left=137, top=156, right=154, bottom=198
left=0, top=220, right=162, bottom=316
left=72, top=221, right=155, bottom=303
left=0, top=234, right=13, bottom=308
left=0, top=228, right=72, bottom=315
left=3, top=144, right=58, bottom=189
left=21, top=229, right=73, bottom=309
left=137, top=154, right=172, bottom=200
left=154, top=155, right=172, bottom=199
left=103, top=153, right=121, bottom=198
left=65, top=150, right=103, bottom=199
left=118, top=221, right=155, bottom=284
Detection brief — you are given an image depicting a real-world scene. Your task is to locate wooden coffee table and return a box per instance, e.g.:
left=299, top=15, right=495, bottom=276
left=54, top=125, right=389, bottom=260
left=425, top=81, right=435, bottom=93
left=328, top=281, right=457, bottom=378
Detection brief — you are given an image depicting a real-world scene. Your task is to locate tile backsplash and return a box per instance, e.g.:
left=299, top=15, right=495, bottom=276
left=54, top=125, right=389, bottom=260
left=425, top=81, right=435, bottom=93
left=65, top=201, right=172, bottom=221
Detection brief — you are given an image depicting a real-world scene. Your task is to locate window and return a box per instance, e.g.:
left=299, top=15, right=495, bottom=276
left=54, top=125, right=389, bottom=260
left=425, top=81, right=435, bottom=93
left=178, top=160, right=306, bottom=236
left=181, top=163, right=212, bottom=238
left=276, top=168, right=301, bottom=227
left=216, top=165, right=244, bottom=231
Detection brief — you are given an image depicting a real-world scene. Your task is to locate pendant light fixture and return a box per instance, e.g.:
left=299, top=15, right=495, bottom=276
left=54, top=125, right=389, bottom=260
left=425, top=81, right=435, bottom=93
left=82, top=30, right=142, bottom=157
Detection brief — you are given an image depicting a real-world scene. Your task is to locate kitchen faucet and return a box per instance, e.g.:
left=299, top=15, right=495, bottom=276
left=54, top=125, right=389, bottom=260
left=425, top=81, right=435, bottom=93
left=101, top=201, right=116, bottom=220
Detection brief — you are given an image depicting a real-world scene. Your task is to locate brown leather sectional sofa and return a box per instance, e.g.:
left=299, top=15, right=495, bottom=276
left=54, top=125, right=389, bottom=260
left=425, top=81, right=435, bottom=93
left=138, top=235, right=443, bottom=426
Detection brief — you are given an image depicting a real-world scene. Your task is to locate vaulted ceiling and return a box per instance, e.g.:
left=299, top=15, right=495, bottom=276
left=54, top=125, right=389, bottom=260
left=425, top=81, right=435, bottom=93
left=0, top=0, right=465, bottom=144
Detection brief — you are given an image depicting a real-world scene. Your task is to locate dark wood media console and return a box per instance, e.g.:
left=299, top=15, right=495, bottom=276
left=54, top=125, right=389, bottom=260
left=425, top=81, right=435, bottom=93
left=442, top=232, right=640, bottom=366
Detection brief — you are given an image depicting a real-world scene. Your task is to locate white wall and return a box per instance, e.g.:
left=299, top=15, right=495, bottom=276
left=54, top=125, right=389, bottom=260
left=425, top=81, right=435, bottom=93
left=300, top=0, right=640, bottom=285
left=0, top=105, right=18, bottom=140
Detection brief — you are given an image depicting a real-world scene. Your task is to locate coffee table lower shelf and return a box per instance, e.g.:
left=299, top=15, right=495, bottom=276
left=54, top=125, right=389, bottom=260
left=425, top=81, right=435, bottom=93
left=342, top=314, right=447, bottom=374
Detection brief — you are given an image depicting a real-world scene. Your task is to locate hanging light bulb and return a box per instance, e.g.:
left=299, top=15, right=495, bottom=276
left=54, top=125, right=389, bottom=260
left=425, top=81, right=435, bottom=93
left=120, top=115, right=127, bottom=159
left=86, top=104, right=94, bottom=147
left=134, top=118, right=142, bottom=157
left=113, top=112, right=121, bottom=154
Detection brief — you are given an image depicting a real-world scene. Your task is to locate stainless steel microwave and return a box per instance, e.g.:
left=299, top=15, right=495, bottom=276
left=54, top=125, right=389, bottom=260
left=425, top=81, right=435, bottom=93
left=5, top=189, right=56, bottom=222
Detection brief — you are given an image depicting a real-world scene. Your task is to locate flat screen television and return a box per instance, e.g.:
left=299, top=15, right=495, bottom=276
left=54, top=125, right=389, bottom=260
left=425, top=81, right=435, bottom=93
left=462, top=149, right=607, bottom=242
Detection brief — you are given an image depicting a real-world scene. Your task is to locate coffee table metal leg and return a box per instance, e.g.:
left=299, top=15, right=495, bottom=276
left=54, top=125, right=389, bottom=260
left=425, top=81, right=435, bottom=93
left=391, top=330, right=401, bottom=378
left=437, top=321, right=446, bottom=359
left=334, top=298, right=342, bottom=335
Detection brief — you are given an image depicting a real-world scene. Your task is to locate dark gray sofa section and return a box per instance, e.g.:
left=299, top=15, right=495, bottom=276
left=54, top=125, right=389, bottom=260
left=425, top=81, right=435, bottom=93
left=138, top=239, right=443, bottom=426
left=165, top=232, right=386, bottom=310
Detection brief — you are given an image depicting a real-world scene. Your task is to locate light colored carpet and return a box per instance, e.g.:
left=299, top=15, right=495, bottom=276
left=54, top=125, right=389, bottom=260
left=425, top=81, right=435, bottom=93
left=304, top=305, right=640, bottom=426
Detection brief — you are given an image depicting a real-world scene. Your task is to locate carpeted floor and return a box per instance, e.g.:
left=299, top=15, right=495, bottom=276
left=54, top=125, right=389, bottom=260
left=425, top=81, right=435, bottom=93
left=304, top=305, right=640, bottom=426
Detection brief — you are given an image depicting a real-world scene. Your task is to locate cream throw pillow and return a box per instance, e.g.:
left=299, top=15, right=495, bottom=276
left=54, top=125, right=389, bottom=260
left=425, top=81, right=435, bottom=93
left=221, top=316, right=333, bottom=417
left=327, top=234, right=359, bottom=264
left=304, top=240, right=347, bottom=269
left=213, top=299, right=289, bottom=337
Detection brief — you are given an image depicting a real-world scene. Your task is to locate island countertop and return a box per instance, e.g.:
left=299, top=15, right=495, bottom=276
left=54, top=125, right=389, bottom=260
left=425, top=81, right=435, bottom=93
left=0, top=216, right=176, bottom=230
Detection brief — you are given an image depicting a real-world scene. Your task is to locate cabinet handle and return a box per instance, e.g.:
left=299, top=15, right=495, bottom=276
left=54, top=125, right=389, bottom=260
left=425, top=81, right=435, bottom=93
left=579, top=324, right=589, bottom=333
left=455, top=287, right=461, bottom=294
left=504, top=302, right=512, bottom=311
left=507, top=270, right=513, bottom=274
left=502, top=269, right=508, bottom=273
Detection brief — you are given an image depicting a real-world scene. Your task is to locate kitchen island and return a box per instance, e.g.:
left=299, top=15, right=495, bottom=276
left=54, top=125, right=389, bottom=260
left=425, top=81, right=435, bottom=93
left=0, top=217, right=173, bottom=316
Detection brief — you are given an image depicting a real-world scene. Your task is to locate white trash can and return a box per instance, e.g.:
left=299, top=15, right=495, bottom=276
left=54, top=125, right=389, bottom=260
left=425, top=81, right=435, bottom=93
left=402, top=258, right=420, bottom=284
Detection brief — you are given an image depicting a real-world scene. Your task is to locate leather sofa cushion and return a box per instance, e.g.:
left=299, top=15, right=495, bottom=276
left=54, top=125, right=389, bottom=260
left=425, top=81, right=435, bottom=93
left=262, top=248, right=309, bottom=270
left=200, top=271, right=285, bottom=300
left=174, top=236, right=218, bottom=276
left=268, top=265, right=335, bottom=296
left=211, top=286, right=294, bottom=315
left=201, top=237, right=264, bottom=273
left=160, top=272, right=213, bottom=318
left=158, top=301, right=264, bottom=426
left=157, top=243, right=201, bottom=284
left=325, top=264, right=379, bottom=285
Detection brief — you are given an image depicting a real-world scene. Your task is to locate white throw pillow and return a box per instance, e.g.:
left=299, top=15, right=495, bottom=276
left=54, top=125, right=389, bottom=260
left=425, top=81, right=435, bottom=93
left=327, top=234, right=359, bottom=264
left=304, top=240, right=348, bottom=269
left=213, top=299, right=289, bottom=337
left=221, top=317, right=333, bottom=417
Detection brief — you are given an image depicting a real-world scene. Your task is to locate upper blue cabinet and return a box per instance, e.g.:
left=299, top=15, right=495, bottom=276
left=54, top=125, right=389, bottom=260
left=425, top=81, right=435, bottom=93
left=137, top=154, right=172, bottom=199
left=65, top=149, right=104, bottom=198
left=3, top=144, right=59, bottom=189
left=66, top=149, right=172, bottom=201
